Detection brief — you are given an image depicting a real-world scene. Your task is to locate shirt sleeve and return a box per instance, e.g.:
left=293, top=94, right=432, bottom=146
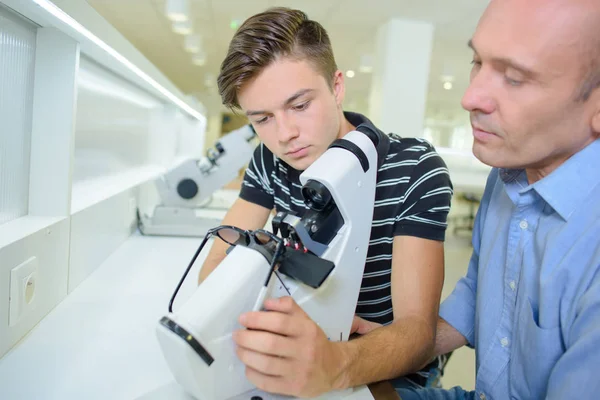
left=393, top=147, right=453, bottom=241
left=438, top=169, right=498, bottom=347
left=545, top=265, right=600, bottom=399
left=238, top=144, right=275, bottom=210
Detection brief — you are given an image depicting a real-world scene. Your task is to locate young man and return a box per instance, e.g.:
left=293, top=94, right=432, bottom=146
left=366, top=0, right=599, bottom=399
left=198, top=7, right=453, bottom=396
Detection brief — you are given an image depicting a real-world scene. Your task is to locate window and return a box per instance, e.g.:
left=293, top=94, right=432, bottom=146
left=0, top=6, right=36, bottom=226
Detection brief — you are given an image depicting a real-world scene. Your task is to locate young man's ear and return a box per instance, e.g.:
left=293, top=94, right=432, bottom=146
left=332, top=70, right=345, bottom=107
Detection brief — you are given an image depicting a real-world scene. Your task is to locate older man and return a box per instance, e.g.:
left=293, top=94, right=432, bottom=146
left=395, top=0, right=600, bottom=399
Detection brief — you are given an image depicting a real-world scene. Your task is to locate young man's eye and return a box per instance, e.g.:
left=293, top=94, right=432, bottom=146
left=255, top=116, right=269, bottom=125
left=292, top=101, right=310, bottom=111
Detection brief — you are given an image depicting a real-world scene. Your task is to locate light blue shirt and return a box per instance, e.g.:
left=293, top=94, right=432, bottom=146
left=440, top=139, right=600, bottom=400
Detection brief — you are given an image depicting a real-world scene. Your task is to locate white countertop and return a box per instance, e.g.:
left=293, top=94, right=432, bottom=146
left=0, top=232, right=213, bottom=400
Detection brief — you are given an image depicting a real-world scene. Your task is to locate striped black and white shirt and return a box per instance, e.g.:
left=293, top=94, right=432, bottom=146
left=239, top=112, right=453, bottom=326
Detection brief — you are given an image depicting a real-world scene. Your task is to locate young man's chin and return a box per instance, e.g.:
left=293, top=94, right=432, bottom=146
left=283, top=155, right=315, bottom=171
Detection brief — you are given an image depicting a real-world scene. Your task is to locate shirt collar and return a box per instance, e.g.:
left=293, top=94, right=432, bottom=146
left=500, top=139, right=600, bottom=220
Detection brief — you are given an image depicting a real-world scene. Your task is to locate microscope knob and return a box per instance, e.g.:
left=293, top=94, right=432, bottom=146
left=177, top=179, right=199, bottom=200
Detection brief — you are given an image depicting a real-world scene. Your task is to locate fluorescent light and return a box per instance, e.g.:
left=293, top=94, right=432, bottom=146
left=359, top=54, right=373, bottom=73
left=31, top=0, right=203, bottom=121
left=184, top=34, right=201, bottom=53
left=346, top=70, right=355, bottom=78
left=173, top=20, right=193, bottom=35
left=443, top=82, right=453, bottom=90
left=78, top=68, right=161, bottom=109
left=165, top=0, right=189, bottom=22
left=204, top=73, right=215, bottom=88
left=192, top=52, right=206, bottom=66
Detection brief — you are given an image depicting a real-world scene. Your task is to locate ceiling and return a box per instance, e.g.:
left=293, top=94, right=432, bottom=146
left=85, top=0, right=488, bottom=123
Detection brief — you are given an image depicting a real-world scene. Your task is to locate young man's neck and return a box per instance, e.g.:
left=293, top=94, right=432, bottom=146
left=337, top=113, right=356, bottom=140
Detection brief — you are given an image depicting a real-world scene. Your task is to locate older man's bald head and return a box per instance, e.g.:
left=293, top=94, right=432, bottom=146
left=482, top=0, right=600, bottom=101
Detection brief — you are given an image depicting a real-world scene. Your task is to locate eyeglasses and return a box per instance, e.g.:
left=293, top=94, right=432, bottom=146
left=168, top=225, right=287, bottom=313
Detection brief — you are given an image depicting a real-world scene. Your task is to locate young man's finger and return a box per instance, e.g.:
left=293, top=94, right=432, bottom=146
left=238, top=310, right=297, bottom=337
left=233, top=329, right=297, bottom=358
left=235, top=345, right=293, bottom=377
left=262, top=296, right=304, bottom=315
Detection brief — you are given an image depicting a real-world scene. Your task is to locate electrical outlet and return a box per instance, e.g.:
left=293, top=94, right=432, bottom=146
left=9, top=256, right=38, bottom=327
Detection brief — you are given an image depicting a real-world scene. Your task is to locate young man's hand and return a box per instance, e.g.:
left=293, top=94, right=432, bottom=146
left=233, top=296, right=348, bottom=397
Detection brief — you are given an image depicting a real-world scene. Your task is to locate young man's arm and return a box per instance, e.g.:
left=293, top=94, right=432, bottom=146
left=335, top=235, right=446, bottom=385
left=370, top=160, right=500, bottom=379
left=198, top=197, right=271, bottom=283
left=334, top=147, right=454, bottom=384
left=350, top=315, right=469, bottom=364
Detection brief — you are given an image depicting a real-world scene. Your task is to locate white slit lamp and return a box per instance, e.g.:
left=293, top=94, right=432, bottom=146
left=155, top=125, right=388, bottom=400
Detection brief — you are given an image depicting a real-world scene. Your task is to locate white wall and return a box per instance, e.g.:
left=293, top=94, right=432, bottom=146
left=0, top=0, right=207, bottom=358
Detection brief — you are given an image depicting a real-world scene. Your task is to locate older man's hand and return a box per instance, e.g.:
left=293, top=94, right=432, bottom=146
left=233, top=296, right=348, bottom=398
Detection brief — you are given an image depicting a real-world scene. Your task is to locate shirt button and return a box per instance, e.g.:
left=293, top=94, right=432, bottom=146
left=480, top=393, right=486, bottom=400
left=519, top=220, right=528, bottom=230
left=509, top=280, right=516, bottom=291
left=501, top=337, right=509, bottom=347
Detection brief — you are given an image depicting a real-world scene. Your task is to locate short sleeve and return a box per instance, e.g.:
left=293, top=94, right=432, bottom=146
left=239, top=144, right=275, bottom=210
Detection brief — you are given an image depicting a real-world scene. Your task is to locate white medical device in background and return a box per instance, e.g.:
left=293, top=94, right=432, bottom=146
left=155, top=125, right=389, bottom=400
left=138, top=124, right=257, bottom=237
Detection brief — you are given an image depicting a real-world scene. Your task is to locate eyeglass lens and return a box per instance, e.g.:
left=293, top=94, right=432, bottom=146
left=253, top=230, right=274, bottom=245
left=216, top=227, right=244, bottom=246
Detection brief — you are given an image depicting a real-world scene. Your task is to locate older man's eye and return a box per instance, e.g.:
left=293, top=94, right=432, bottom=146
left=505, top=76, right=523, bottom=87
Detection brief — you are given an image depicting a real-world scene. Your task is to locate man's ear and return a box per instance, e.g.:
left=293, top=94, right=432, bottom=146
left=332, top=70, right=345, bottom=107
left=588, top=83, right=600, bottom=137
left=593, top=104, right=600, bottom=138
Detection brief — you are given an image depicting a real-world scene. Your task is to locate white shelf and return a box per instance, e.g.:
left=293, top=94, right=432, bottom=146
left=0, top=216, right=66, bottom=249
left=71, top=165, right=165, bottom=214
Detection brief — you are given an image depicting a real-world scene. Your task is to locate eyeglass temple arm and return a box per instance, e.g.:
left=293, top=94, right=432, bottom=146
left=168, top=233, right=212, bottom=313
left=262, top=241, right=285, bottom=287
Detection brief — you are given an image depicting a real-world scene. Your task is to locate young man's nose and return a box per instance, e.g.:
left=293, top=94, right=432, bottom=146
left=275, top=114, right=300, bottom=143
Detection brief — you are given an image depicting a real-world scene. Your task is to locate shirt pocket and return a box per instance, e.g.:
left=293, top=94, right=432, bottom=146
left=509, top=297, right=564, bottom=399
